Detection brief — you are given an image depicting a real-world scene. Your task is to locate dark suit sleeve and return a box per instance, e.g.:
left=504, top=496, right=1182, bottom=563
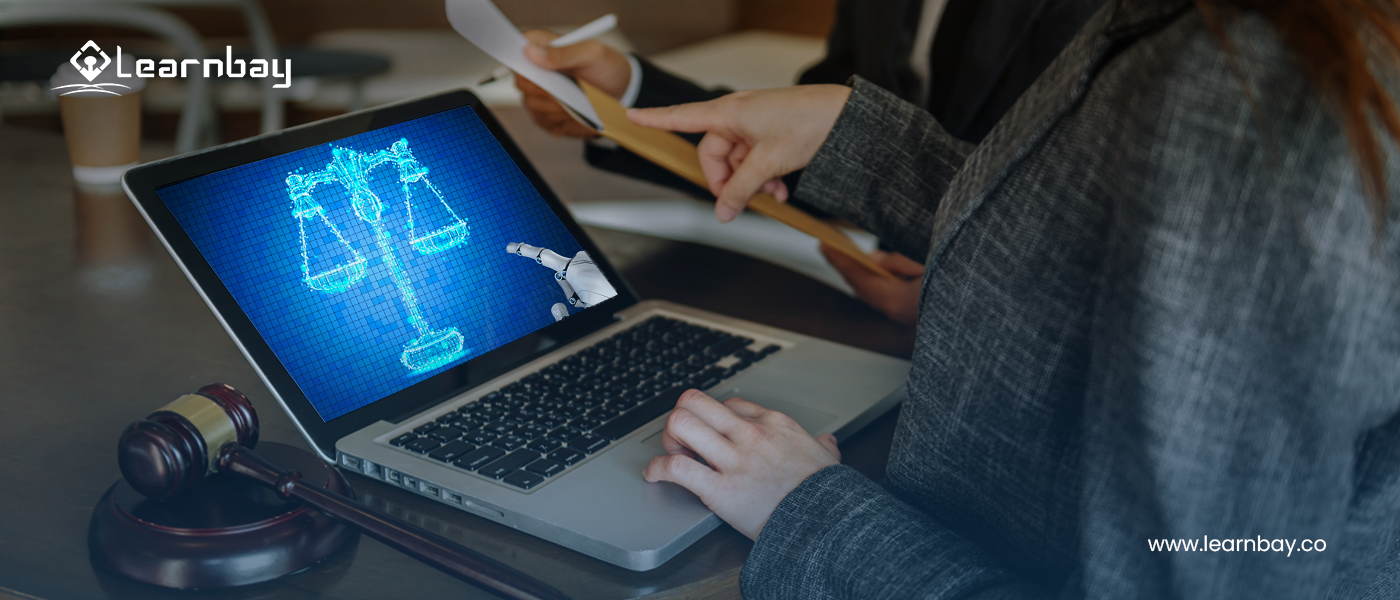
left=582, top=57, right=728, bottom=197
left=796, top=0, right=857, bottom=87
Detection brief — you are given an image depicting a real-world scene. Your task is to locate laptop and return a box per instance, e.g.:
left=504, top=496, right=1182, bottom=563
left=121, top=89, right=909, bottom=571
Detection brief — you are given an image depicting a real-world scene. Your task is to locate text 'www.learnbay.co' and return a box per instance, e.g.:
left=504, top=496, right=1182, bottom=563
left=1148, top=536, right=1326, bottom=557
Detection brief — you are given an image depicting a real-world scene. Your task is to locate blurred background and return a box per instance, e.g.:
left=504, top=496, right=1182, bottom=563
left=0, top=0, right=892, bottom=330
left=0, top=0, right=835, bottom=156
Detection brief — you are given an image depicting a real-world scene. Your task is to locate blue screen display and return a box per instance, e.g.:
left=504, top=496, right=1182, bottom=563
left=157, top=106, right=609, bottom=421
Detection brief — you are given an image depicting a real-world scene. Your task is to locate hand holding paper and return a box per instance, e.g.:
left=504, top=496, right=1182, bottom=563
left=446, top=0, right=894, bottom=280
left=446, top=0, right=602, bottom=129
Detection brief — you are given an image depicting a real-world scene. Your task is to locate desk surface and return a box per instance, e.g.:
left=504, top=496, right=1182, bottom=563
left=0, top=113, right=912, bottom=600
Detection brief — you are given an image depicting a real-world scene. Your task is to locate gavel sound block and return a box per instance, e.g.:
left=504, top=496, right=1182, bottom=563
left=90, top=440, right=358, bottom=588
left=89, top=384, right=569, bottom=600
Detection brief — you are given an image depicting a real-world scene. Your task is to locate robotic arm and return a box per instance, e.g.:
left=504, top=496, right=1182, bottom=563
left=507, top=242, right=618, bottom=321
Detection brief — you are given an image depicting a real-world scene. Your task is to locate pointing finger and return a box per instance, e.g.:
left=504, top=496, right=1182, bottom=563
left=627, top=102, right=734, bottom=136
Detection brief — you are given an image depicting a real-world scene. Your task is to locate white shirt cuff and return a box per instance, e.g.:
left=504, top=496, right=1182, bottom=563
left=619, top=54, right=643, bottom=108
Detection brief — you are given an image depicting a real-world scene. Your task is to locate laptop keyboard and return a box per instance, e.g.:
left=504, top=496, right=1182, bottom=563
left=388, top=316, right=781, bottom=490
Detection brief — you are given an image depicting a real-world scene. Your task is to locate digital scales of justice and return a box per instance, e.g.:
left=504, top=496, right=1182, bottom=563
left=287, top=138, right=471, bottom=374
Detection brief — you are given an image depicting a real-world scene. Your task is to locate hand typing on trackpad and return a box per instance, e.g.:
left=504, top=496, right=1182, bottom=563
left=641, top=389, right=837, bottom=451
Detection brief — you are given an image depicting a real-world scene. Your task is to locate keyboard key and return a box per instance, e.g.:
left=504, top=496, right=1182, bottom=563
left=705, top=336, right=752, bottom=358
left=463, top=430, right=497, bottom=446
left=546, top=427, right=580, bottom=443
left=389, top=433, right=416, bottom=447
left=423, top=426, right=465, bottom=443
left=481, top=420, right=514, bottom=435
left=412, top=423, right=437, bottom=435
left=534, top=415, right=567, bottom=429
left=527, top=438, right=560, bottom=453
left=526, top=459, right=564, bottom=477
left=403, top=437, right=442, bottom=454
left=588, top=406, right=621, bottom=421
left=428, top=440, right=476, bottom=462
left=492, top=434, right=527, bottom=452
left=479, top=450, right=539, bottom=479
left=759, top=344, right=781, bottom=357
left=547, top=447, right=585, bottom=466
left=447, top=417, right=485, bottom=432
left=504, top=470, right=546, bottom=490
left=517, top=423, right=549, bottom=440
left=553, top=405, right=583, bottom=419
left=570, top=417, right=601, bottom=431
left=593, top=386, right=688, bottom=441
left=453, top=446, right=505, bottom=471
left=567, top=433, right=609, bottom=454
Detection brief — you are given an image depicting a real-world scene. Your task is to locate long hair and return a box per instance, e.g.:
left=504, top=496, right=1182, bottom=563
left=1197, top=0, right=1400, bottom=226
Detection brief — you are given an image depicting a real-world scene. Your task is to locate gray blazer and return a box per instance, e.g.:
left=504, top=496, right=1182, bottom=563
left=741, top=0, right=1400, bottom=598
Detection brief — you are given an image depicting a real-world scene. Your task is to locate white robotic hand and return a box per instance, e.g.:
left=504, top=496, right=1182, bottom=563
left=507, top=242, right=618, bottom=321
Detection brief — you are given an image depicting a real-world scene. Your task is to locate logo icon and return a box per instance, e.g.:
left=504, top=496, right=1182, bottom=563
left=72, top=40, right=110, bottom=81
left=51, top=41, right=130, bottom=96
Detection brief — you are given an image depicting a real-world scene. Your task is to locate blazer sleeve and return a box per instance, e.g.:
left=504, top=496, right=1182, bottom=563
left=743, top=465, right=1050, bottom=599
left=794, top=77, right=975, bottom=261
left=744, top=15, right=1400, bottom=600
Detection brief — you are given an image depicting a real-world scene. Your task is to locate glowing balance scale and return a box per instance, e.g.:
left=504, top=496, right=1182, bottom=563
left=286, top=139, right=470, bottom=373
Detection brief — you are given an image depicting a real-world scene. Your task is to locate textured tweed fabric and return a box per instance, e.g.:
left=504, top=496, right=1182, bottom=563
left=740, top=0, right=1400, bottom=598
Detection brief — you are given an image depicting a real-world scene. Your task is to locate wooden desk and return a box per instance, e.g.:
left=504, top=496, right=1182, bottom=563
left=0, top=110, right=911, bottom=600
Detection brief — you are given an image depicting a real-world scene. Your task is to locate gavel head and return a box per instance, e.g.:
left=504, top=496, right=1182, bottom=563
left=118, top=383, right=259, bottom=501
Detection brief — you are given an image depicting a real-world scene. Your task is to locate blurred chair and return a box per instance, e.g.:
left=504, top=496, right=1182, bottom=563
left=0, top=2, right=211, bottom=153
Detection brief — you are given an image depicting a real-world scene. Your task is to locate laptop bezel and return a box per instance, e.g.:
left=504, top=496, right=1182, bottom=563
left=122, top=89, right=640, bottom=460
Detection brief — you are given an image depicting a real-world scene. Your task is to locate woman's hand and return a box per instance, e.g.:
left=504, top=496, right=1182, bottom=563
left=517, top=29, right=632, bottom=138
left=820, top=243, right=926, bottom=328
left=642, top=389, right=841, bottom=540
left=627, top=85, right=852, bottom=223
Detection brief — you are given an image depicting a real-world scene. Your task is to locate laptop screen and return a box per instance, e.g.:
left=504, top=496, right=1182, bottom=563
left=155, top=105, right=619, bottom=422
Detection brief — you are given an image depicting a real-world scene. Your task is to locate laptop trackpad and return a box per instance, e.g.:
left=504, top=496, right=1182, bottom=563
left=641, top=389, right=838, bottom=450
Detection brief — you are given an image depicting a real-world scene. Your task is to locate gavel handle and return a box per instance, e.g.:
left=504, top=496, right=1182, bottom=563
left=219, top=445, right=570, bottom=600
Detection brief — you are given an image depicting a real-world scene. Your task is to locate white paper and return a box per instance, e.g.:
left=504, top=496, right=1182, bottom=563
left=569, top=199, right=878, bottom=296
left=445, top=0, right=602, bottom=129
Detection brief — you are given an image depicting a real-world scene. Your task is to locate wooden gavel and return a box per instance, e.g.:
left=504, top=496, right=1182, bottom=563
left=117, top=384, right=569, bottom=600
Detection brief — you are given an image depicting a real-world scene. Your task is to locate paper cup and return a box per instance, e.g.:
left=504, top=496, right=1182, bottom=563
left=52, top=53, right=146, bottom=185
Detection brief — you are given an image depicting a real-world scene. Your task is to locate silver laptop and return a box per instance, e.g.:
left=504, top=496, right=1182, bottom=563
left=121, top=90, right=908, bottom=571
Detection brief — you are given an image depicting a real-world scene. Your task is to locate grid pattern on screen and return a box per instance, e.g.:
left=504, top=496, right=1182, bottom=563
left=157, top=106, right=598, bottom=421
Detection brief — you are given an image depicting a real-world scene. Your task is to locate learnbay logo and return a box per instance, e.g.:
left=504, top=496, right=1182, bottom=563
left=52, top=41, right=129, bottom=96
left=52, top=40, right=291, bottom=97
